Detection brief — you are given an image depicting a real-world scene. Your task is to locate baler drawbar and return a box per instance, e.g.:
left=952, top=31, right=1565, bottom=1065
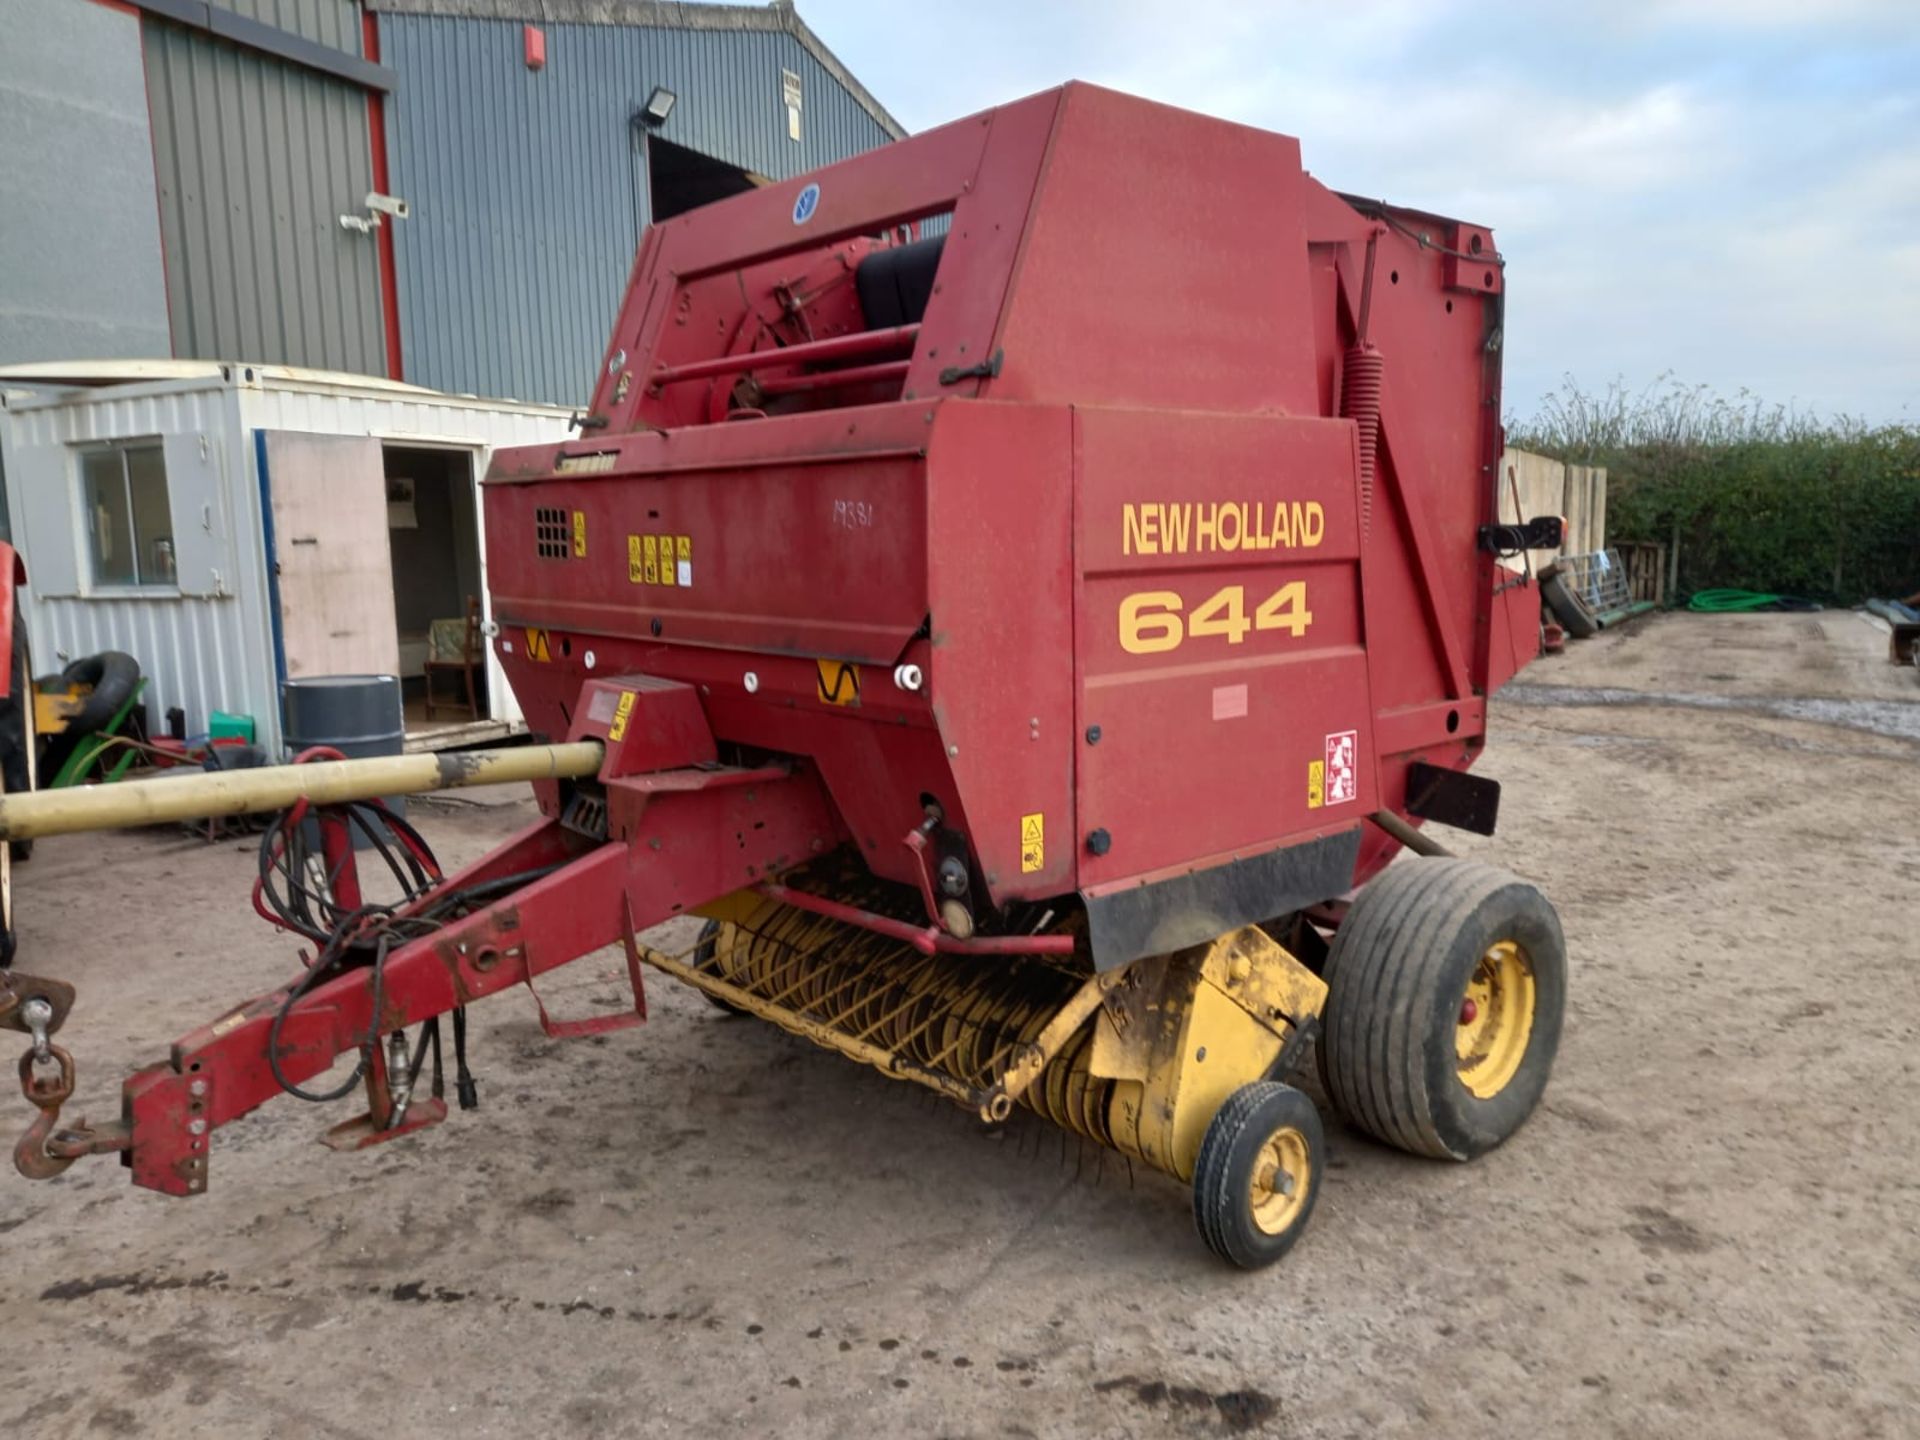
left=3, top=83, right=1569, bottom=1268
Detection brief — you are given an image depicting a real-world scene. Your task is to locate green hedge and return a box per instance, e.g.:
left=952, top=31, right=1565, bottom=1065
left=1509, top=379, right=1920, bottom=604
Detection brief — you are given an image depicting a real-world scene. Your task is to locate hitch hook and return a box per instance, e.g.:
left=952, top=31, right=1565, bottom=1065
left=15, top=1041, right=78, bottom=1180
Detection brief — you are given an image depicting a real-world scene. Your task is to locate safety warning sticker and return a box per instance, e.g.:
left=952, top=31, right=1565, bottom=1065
left=1307, top=760, right=1325, bottom=810
left=631, top=534, right=695, bottom=586
left=1324, top=730, right=1358, bottom=805
left=608, top=690, right=636, bottom=742
left=1020, top=813, right=1045, bottom=873
left=815, top=658, right=860, bottom=707
left=571, top=511, right=587, bottom=558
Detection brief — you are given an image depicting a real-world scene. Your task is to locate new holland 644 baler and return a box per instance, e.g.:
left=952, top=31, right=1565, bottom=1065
left=1, top=84, right=1567, bottom=1267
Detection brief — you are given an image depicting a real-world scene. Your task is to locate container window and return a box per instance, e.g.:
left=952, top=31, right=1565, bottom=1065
left=80, top=443, right=175, bottom=589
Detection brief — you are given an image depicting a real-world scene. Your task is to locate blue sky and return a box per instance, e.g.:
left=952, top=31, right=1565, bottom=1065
left=803, top=0, right=1920, bottom=425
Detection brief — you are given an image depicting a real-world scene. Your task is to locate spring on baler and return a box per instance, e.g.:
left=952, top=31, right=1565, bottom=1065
left=1341, top=342, right=1385, bottom=536
left=691, top=889, right=1117, bottom=1148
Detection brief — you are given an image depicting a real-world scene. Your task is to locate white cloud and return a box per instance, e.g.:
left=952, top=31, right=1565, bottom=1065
left=800, top=0, right=1920, bottom=421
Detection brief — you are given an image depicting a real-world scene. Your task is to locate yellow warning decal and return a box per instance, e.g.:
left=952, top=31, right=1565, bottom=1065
left=571, top=511, right=587, bottom=558
left=1020, top=813, right=1045, bottom=873
left=608, top=690, right=636, bottom=742
left=627, top=534, right=645, bottom=584
left=525, top=628, right=553, bottom=663
left=655, top=533, right=675, bottom=587
left=815, top=658, right=860, bottom=707
left=1307, top=759, right=1325, bottom=809
left=641, top=534, right=659, bottom=584
left=674, top=533, right=692, bottom=587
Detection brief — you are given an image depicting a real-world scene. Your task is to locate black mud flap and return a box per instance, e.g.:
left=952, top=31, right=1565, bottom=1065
left=1404, top=761, right=1501, bottom=836
left=1081, top=828, right=1362, bottom=971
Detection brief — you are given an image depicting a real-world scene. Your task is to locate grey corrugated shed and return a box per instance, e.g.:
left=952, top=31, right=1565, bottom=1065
left=380, top=8, right=900, bottom=405
left=144, top=16, right=387, bottom=377
left=0, top=0, right=172, bottom=368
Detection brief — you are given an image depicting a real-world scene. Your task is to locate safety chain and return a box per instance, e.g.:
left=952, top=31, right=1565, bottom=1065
left=5, top=974, right=129, bottom=1180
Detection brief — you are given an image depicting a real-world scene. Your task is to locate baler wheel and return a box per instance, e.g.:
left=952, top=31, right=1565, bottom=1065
left=1319, top=858, right=1564, bottom=1161
left=1192, top=1082, right=1324, bottom=1270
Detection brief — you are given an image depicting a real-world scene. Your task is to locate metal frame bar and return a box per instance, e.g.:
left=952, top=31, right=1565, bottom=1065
left=650, top=326, right=919, bottom=387
left=131, top=0, right=398, bottom=93
left=754, top=881, right=1078, bottom=956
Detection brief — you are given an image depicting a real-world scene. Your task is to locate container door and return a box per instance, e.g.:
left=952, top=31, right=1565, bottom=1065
left=468, top=456, right=522, bottom=729
left=258, top=431, right=399, bottom=679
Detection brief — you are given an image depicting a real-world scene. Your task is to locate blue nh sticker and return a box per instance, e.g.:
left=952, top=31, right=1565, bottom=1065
left=792, top=182, right=821, bottom=225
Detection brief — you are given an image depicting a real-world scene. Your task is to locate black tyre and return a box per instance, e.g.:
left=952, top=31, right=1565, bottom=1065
left=1541, top=570, right=1598, bottom=639
left=1321, top=858, right=1565, bottom=1160
left=1192, top=1081, right=1324, bottom=1270
left=59, top=651, right=141, bottom=738
left=0, top=605, right=36, bottom=863
left=692, top=920, right=745, bottom=1015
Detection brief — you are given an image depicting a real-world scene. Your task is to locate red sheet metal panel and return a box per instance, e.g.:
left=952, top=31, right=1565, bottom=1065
left=924, top=401, right=1075, bottom=898
left=986, top=85, right=1320, bottom=417
left=1072, top=409, right=1375, bottom=887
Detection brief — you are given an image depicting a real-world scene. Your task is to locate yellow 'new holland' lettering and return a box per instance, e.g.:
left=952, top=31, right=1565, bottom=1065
left=1121, top=501, right=1326, bottom=556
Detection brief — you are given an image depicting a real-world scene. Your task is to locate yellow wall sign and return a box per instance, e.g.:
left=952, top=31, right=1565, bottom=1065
left=608, top=690, right=636, bottom=742
left=1020, top=812, right=1045, bottom=873
left=571, top=511, right=587, bottom=557
left=815, top=658, right=860, bottom=706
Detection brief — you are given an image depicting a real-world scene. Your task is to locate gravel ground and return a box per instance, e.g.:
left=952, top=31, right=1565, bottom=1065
left=2, top=610, right=1916, bottom=1439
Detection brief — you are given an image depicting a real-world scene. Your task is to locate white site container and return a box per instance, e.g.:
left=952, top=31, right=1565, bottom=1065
left=0, top=361, right=574, bottom=756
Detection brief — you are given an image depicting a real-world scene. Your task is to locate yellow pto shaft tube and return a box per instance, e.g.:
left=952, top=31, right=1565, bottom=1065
left=0, top=742, right=604, bottom=842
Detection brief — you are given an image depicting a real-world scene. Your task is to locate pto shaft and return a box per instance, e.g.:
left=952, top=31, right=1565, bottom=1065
left=0, top=741, right=604, bottom=841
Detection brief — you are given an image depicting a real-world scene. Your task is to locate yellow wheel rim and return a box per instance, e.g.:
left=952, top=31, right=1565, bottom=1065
left=1248, top=1125, right=1312, bottom=1236
left=1455, top=939, right=1536, bottom=1099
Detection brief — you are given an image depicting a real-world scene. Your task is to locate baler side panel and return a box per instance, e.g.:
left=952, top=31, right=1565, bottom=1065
left=485, top=406, right=934, bottom=667
left=985, top=85, right=1320, bottom=417
left=925, top=402, right=1075, bottom=900
left=1073, top=409, right=1376, bottom=888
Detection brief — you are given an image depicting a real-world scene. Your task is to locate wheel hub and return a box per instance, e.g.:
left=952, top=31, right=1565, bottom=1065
left=1248, top=1125, right=1311, bottom=1235
left=1454, top=940, right=1536, bottom=1100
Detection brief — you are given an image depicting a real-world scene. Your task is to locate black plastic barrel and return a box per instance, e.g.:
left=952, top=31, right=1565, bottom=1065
left=282, top=674, right=406, bottom=848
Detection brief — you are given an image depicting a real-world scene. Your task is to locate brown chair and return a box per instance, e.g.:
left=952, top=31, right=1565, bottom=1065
left=423, top=596, right=482, bottom=721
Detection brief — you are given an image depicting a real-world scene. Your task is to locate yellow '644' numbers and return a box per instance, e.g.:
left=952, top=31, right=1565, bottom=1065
left=1119, top=582, right=1313, bottom=655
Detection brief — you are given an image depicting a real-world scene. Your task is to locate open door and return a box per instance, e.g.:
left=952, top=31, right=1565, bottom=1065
left=258, top=432, right=398, bottom=680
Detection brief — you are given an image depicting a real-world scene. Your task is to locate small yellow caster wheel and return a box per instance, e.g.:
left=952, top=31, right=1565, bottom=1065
left=1192, top=1081, right=1323, bottom=1269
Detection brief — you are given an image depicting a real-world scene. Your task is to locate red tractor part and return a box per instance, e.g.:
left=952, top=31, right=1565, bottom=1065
left=3, top=84, right=1568, bottom=1268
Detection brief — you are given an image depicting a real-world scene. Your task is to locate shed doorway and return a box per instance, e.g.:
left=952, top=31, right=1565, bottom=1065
left=646, top=136, right=764, bottom=222
left=383, top=444, right=490, bottom=745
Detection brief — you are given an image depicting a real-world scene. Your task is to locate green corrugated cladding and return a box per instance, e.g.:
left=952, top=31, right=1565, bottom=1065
left=143, top=8, right=388, bottom=377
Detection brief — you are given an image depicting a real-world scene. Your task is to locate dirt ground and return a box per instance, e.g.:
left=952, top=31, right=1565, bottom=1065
left=3, top=611, right=1917, bottom=1439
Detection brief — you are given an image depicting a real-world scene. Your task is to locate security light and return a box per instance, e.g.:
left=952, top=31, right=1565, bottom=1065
left=640, top=86, right=676, bottom=127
